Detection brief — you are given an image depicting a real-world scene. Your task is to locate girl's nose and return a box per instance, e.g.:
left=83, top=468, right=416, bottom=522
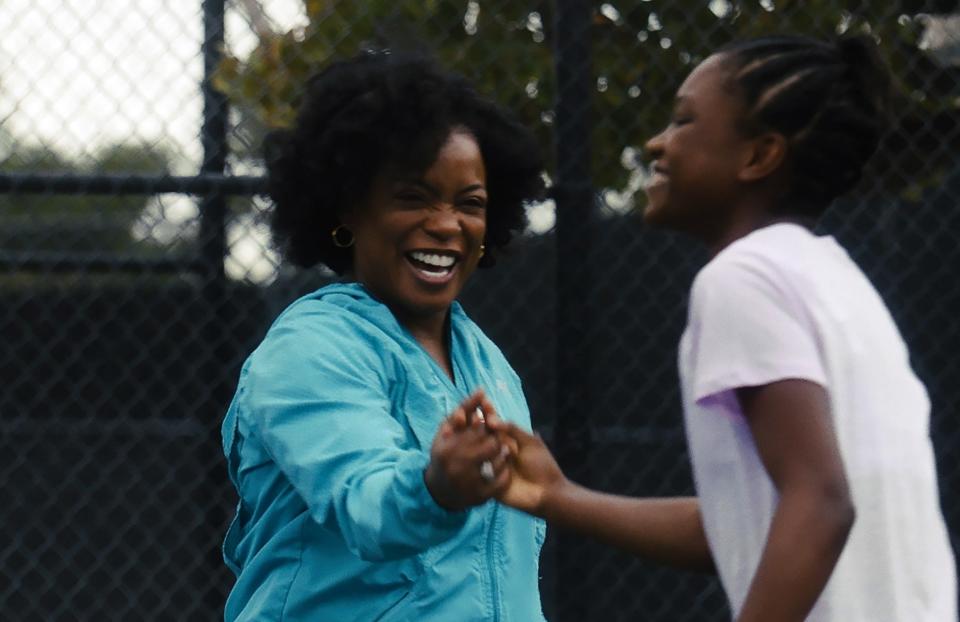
left=644, top=131, right=665, bottom=160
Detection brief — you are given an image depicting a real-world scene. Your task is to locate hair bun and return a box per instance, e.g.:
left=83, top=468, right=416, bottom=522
left=836, top=34, right=876, bottom=64
left=834, top=34, right=891, bottom=119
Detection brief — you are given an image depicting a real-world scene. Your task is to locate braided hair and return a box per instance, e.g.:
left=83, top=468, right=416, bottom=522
left=719, top=34, right=890, bottom=217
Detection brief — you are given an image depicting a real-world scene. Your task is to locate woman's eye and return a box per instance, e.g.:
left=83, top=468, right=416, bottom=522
left=671, top=116, right=692, bottom=126
left=395, top=192, right=425, bottom=203
left=460, top=197, right=487, bottom=211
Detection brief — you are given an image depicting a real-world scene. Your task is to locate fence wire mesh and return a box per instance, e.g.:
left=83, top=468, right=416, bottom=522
left=1, top=1, right=959, bottom=620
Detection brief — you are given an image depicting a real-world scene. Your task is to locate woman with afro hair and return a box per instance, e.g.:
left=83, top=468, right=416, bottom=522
left=220, top=51, right=548, bottom=621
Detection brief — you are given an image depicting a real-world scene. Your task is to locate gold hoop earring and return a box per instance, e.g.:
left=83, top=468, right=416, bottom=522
left=479, top=244, right=486, bottom=258
left=331, top=225, right=355, bottom=248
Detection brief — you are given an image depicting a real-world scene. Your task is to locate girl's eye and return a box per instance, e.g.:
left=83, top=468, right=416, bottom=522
left=671, top=116, right=692, bottom=126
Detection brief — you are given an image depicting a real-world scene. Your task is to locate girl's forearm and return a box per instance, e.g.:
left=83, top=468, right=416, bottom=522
left=736, top=489, right=855, bottom=622
left=542, top=482, right=715, bottom=572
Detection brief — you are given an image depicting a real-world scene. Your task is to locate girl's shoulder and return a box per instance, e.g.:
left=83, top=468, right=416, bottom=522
left=696, top=223, right=829, bottom=291
left=690, top=224, right=826, bottom=322
left=720, top=222, right=814, bottom=264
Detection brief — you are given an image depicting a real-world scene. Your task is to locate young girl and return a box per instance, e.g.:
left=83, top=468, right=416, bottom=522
left=490, top=35, right=958, bottom=621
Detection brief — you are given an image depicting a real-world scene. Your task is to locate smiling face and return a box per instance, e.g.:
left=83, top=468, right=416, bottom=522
left=643, top=53, right=753, bottom=237
left=345, top=128, right=487, bottom=323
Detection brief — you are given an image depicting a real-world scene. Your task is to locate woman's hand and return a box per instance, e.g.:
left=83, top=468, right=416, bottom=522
left=488, top=422, right=569, bottom=518
left=436, top=391, right=569, bottom=517
left=424, top=391, right=512, bottom=511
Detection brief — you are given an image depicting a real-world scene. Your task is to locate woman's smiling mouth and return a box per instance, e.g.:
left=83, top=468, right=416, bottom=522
left=406, top=250, right=460, bottom=284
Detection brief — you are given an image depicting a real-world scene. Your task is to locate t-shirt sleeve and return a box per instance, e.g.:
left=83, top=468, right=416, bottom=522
left=686, top=253, right=828, bottom=404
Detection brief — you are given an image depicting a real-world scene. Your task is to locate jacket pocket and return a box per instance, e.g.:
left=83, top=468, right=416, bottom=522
left=372, top=587, right=415, bottom=622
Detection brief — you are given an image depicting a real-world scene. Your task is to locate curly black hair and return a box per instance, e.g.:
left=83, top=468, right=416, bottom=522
left=719, top=34, right=891, bottom=218
left=263, top=51, right=545, bottom=273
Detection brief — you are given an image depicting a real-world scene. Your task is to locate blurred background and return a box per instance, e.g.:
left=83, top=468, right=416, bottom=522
left=1, top=1, right=958, bottom=620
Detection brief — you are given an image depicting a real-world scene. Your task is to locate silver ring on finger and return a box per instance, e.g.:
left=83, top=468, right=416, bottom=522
left=479, top=460, right=495, bottom=482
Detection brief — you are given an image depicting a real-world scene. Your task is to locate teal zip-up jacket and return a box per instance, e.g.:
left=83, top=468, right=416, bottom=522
left=221, top=283, right=547, bottom=621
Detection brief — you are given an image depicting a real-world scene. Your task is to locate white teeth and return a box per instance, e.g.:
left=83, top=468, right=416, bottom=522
left=646, top=171, right=668, bottom=188
left=410, top=251, right=456, bottom=268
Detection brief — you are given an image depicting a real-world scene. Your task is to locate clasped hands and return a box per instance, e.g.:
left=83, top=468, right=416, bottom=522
left=423, top=389, right=568, bottom=516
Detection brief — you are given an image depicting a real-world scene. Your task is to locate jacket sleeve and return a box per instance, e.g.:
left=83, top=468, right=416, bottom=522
left=243, top=304, right=467, bottom=562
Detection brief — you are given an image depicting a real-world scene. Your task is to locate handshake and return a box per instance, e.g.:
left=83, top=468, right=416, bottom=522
left=423, top=389, right=567, bottom=517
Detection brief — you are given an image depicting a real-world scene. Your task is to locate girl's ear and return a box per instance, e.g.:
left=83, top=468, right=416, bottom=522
left=738, top=132, right=787, bottom=182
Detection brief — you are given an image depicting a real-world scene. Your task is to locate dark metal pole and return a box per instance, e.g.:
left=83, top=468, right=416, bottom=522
left=553, top=1, right=594, bottom=620
left=198, top=0, right=230, bottom=616
left=200, top=0, right=229, bottom=283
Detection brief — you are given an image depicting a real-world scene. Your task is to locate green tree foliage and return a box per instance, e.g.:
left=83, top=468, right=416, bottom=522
left=0, top=142, right=171, bottom=253
left=216, top=0, right=960, bottom=198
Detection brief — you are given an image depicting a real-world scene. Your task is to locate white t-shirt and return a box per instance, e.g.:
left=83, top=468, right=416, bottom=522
left=679, top=223, right=957, bottom=621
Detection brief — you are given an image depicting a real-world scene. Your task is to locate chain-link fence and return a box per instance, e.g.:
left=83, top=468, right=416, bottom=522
left=1, top=1, right=958, bottom=620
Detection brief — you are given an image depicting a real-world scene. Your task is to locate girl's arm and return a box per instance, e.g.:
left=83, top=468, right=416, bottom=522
left=734, top=378, right=855, bottom=622
left=493, top=423, right=715, bottom=572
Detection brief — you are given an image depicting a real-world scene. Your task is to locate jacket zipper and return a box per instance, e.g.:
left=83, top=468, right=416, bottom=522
left=486, top=503, right=501, bottom=622
left=415, top=321, right=502, bottom=620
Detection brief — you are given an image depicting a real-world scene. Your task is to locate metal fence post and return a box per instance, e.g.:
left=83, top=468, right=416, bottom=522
left=198, top=0, right=231, bottom=611
left=200, top=0, right=229, bottom=284
left=553, top=0, right=594, bottom=619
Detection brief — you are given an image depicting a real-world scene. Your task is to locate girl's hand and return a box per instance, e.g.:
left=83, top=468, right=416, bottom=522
left=424, top=391, right=512, bottom=511
left=490, top=422, right=568, bottom=518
